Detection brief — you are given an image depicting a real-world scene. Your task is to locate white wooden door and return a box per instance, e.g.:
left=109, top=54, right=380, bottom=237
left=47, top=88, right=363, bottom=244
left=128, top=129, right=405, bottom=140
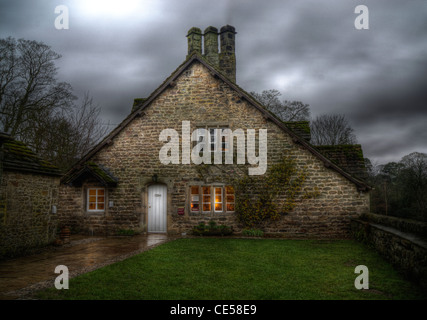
left=148, top=184, right=167, bottom=232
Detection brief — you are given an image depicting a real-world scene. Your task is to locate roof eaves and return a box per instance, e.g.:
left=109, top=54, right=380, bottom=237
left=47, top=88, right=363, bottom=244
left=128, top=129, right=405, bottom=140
left=62, top=162, right=118, bottom=186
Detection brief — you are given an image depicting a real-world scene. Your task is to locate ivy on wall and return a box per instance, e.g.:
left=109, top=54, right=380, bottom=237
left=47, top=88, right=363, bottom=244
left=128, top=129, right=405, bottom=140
left=196, top=156, right=320, bottom=228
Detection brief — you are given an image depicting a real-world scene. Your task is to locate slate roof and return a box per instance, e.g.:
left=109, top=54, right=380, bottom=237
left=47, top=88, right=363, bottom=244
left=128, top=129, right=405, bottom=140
left=0, top=132, right=62, bottom=176
left=63, top=53, right=371, bottom=191
left=315, top=145, right=368, bottom=181
left=62, top=161, right=118, bottom=187
left=283, top=121, right=311, bottom=142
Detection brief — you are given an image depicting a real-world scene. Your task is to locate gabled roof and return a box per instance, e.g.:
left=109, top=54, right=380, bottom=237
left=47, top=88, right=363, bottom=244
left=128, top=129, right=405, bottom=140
left=63, top=53, right=371, bottom=191
left=315, top=145, right=368, bottom=181
left=0, top=133, right=62, bottom=176
left=62, top=162, right=118, bottom=187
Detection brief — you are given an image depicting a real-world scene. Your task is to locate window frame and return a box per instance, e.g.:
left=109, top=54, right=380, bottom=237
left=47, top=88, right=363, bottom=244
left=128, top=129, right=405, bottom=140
left=214, top=186, right=223, bottom=212
left=87, top=187, right=106, bottom=212
left=189, top=184, right=235, bottom=214
left=201, top=186, right=212, bottom=213
left=195, top=126, right=229, bottom=154
left=225, top=185, right=235, bottom=213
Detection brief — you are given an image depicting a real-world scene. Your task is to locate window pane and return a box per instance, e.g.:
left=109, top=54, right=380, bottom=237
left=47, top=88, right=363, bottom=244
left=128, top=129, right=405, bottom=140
left=202, top=186, right=211, bottom=194
left=98, top=196, right=105, bottom=203
left=203, top=195, right=211, bottom=203
left=210, top=128, right=216, bottom=152
left=227, top=203, right=235, bottom=211
left=215, top=188, right=222, bottom=194
left=89, top=189, right=96, bottom=195
left=97, top=203, right=105, bottom=210
left=89, top=203, right=96, bottom=210
left=89, top=196, right=96, bottom=202
left=203, top=203, right=211, bottom=211
left=215, top=203, right=222, bottom=211
left=97, top=189, right=105, bottom=196
left=191, top=186, right=199, bottom=194
left=215, top=196, right=222, bottom=202
left=191, top=203, right=199, bottom=211
left=226, top=195, right=235, bottom=202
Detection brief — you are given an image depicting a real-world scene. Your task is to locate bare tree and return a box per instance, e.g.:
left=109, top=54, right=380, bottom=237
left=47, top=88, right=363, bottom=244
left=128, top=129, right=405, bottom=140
left=310, top=114, right=357, bottom=145
left=251, top=89, right=310, bottom=121
left=0, top=37, right=108, bottom=171
left=399, top=152, right=427, bottom=218
left=31, top=93, right=108, bottom=170
left=0, top=37, right=75, bottom=139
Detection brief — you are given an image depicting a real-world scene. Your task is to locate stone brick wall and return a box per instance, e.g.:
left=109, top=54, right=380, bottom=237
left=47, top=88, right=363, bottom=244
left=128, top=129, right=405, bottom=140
left=58, top=61, right=369, bottom=237
left=0, top=171, right=60, bottom=259
left=350, top=218, right=427, bottom=290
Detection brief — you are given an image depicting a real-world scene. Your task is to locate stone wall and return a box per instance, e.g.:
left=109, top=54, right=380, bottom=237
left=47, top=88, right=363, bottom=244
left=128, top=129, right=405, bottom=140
left=350, top=216, right=427, bottom=290
left=58, top=61, right=369, bottom=237
left=0, top=171, right=60, bottom=259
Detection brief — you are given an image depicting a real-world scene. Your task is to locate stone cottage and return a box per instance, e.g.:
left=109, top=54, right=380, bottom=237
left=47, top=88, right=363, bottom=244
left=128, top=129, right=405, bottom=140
left=58, top=26, right=371, bottom=237
left=0, top=132, right=62, bottom=258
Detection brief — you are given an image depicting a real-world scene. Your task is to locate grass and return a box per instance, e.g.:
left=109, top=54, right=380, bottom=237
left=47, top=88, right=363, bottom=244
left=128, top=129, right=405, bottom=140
left=35, top=238, right=427, bottom=300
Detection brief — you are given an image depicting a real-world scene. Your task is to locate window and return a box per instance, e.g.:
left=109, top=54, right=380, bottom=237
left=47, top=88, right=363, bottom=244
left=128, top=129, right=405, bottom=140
left=195, top=126, right=229, bottom=153
left=214, top=187, right=222, bottom=212
left=225, top=186, right=235, bottom=212
left=190, top=186, right=200, bottom=212
left=190, top=185, right=234, bottom=213
left=87, top=188, right=105, bottom=212
left=202, top=186, right=211, bottom=212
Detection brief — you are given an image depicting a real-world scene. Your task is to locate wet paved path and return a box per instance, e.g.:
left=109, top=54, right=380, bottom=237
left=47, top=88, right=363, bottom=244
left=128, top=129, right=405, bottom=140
left=0, top=233, right=172, bottom=299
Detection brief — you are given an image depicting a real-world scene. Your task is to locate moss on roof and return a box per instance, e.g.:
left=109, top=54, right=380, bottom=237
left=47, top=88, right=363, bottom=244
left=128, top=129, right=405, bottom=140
left=85, top=162, right=118, bottom=185
left=283, top=121, right=311, bottom=142
left=132, top=98, right=147, bottom=112
left=62, top=161, right=118, bottom=186
left=1, top=137, right=62, bottom=176
left=315, top=144, right=367, bottom=180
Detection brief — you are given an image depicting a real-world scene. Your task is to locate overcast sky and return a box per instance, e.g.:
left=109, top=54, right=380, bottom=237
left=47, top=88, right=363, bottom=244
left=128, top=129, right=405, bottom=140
left=1, top=0, right=426, bottom=165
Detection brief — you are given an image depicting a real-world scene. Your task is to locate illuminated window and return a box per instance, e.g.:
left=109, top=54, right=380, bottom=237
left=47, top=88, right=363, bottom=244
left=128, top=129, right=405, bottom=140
left=202, top=186, right=211, bottom=212
left=225, top=186, right=235, bottom=212
left=189, top=185, right=234, bottom=213
left=214, top=187, right=223, bottom=212
left=190, top=186, right=200, bottom=212
left=87, top=188, right=105, bottom=212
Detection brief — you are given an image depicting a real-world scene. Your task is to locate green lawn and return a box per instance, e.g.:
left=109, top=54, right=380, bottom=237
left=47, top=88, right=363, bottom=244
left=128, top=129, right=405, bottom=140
left=35, top=238, right=426, bottom=300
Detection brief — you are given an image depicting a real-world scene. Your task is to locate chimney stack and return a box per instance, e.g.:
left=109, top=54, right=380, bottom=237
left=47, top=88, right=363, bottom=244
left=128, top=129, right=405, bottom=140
left=203, top=26, right=219, bottom=68
left=186, top=27, right=202, bottom=58
left=219, top=25, right=236, bottom=82
left=186, top=25, right=237, bottom=82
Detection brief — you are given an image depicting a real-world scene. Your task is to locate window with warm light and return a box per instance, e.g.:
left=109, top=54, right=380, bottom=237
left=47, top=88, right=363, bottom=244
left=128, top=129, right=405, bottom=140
left=87, top=188, right=105, bottom=212
left=190, top=186, right=200, bottom=212
left=190, top=185, right=234, bottom=213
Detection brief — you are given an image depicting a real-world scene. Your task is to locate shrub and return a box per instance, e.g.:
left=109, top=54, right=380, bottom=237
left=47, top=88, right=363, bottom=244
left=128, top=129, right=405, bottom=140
left=192, top=221, right=233, bottom=236
left=242, top=229, right=264, bottom=237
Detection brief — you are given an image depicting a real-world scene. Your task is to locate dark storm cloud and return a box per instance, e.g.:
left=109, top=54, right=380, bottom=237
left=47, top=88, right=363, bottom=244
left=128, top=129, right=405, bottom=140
left=1, top=0, right=426, bottom=164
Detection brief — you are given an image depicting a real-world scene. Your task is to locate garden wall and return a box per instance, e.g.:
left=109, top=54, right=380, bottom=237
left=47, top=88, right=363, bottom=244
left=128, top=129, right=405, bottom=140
left=0, top=171, right=60, bottom=259
left=350, top=213, right=427, bottom=290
